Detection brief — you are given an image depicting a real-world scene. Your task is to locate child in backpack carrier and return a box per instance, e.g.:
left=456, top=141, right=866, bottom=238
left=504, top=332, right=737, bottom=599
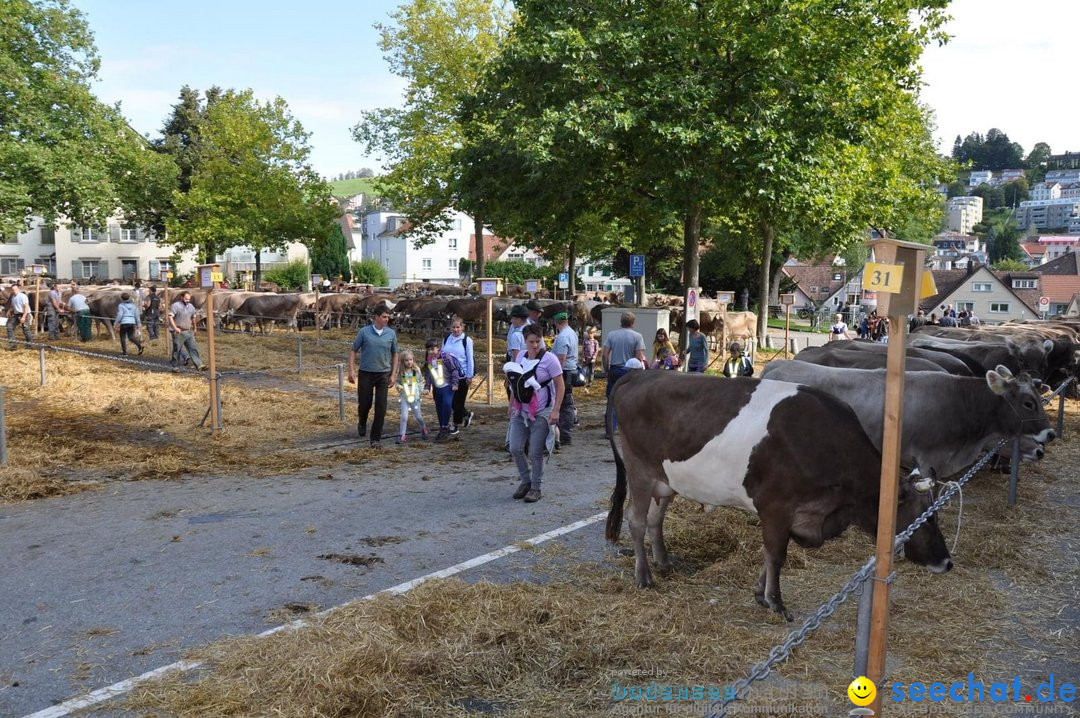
left=395, top=350, right=428, bottom=444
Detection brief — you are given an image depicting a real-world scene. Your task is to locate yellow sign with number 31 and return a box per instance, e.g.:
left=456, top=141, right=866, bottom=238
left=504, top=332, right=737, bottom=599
left=862, top=262, right=904, bottom=294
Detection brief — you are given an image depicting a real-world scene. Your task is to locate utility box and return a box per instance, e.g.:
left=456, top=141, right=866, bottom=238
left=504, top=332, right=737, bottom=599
left=600, top=307, right=669, bottom=347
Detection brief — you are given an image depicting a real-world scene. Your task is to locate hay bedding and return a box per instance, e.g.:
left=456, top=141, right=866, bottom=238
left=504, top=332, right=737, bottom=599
left=121, top=407, right=1079, bottom=717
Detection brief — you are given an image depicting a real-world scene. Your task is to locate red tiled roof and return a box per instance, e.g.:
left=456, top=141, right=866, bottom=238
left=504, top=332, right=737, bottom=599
left=1020, top=242, right=1046, bottom=258
left=781, top=264, right=847, bottom=299
left=1040, top=276, right=1080, bottom=303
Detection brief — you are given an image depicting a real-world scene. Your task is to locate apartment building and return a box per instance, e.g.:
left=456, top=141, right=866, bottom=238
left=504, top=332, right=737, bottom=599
left=946, top=195, right=983, bottom=234
left=1014, top=198, right=1080, bottom=230
left=360, top=208, right=487, bottom=289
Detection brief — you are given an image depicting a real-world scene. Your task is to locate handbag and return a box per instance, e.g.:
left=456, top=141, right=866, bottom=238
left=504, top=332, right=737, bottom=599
left=572, top=367, right=587, bottom=387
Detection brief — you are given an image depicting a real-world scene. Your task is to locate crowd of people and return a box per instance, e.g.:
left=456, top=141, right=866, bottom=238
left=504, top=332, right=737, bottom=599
left=345, top=304, right=756, bottom=504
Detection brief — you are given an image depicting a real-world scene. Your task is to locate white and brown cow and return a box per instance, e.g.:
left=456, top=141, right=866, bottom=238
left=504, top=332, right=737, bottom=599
left=605, top=371, right=951, bottom=621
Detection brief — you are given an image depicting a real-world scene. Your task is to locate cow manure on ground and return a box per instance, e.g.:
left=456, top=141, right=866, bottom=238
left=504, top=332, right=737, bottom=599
left=316, top=553, right=383, bottom=568
left=358, top=536, right=404, bottom=547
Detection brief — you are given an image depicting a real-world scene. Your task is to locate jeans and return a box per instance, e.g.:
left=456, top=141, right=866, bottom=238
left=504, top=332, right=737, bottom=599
left=432, top=384, right=454, bottom=429
left=451, top=378, right=470, bottom=425
left=6, top=315, right=33, bottom=348
left=583, top=360, right=595, bottom=385
left=119, top=324, right=143, bottom=354
left=605, top=364, right=630, bottom=435
left=558, top=370, right=577, bottom=443
left=357, top=370, right=390, bottom=441
left=508, top=407, right=552, bottom=489
left=46, top=307, right=60, bottom=339
left=170, top=329, right=202, bottom=368
left=688, top=362, right=706, bottom=373
left=146, top=314, right=160, bottom=340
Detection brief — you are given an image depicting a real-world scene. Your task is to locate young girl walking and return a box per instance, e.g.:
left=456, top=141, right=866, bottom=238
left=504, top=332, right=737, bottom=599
left=395, top=349, right=429, bottom=444
left=422, top=338, right=464, bottom=442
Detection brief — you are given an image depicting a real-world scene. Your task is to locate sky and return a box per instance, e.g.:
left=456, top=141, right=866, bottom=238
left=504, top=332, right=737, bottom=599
left=79, top=0, right=1078, bottom=179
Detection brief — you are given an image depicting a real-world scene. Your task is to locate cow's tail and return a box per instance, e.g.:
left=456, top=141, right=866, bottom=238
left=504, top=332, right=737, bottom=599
left=605, top=386, right=627, bottom=543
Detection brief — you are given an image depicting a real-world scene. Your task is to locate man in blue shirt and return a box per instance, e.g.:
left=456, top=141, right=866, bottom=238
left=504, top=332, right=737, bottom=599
left=552, top=311, right=579, bottom=446
left=348, top=305, right=399, bottom=448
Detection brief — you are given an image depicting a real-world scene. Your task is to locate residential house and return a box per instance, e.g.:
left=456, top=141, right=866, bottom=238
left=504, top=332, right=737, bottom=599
left=968, top=170, right=993, bottom=187
left=1014, top=198, right=1080, bottom=231
left=1065, top=293, right=1080, bottom=317
left=361, top=208, right=492, bottom=289
left=1030, top=182, right=1062, bottom=201
left=578, top=262, right=631, bottom=294
left=946, top=196, right=983, bottom=233
left=1019, top=241, right=1047, bottom=268
left=1045, top=169, right=1080, bottom=185
left=999, top=169, right=1025, bottom=183
left=1061, top=182, right=1080, bottom=199
left=780, top=263, right=849, bottom=313
left=1038, top=235, right=1078, bottom=262
left=1, top=217, right=197, bottom=282
left=1029, top=250, right=1080, bottom=316
left=930, top=231, right=985, bottom=270
left=919, top=265, right=1039, bottom=323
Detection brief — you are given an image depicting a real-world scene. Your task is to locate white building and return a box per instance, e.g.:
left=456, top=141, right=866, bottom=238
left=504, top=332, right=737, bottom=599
left=1045, top=169, right=1080, bottom=185
left=1061, top=182, right=1080, bottom=199
left=1030, top=182, right=1062, bottom=201
left=361, top=208, right=483, bottom=289
left=577, top=262, right=631, bottom=294
left=1039, top=236, right=1078, bottom=261
left=217, top=243, right=310, bottom=275
left=946, top=195, right=983, bottom=234
left=968, top=170, right=993, bottom=187
left=999, top=169, right=1025, bottom=183
left=1015, top=198, right=1080, bottom=231
left=1, top=218, right=197, bottom=282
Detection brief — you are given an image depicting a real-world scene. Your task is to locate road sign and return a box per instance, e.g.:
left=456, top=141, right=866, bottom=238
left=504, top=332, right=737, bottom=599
left=779, top=293, right=796, bottom=306
left=558, top=272, right=569, bottom=289
left=629, top=254, right=645, bottom=277
left=525, top=279, right=539, bottom=294
left=1039, top=296, right=1050, bottom=307
left=478, top=278, right=501, bottom=297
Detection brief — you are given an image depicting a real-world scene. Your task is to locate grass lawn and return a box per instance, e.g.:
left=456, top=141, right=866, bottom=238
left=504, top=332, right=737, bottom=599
left=329, top=177, right=381, bottom=198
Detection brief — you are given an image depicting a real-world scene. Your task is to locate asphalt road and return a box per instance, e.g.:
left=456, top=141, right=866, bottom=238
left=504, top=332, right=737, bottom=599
left=0, top=411, right=618, bottom=717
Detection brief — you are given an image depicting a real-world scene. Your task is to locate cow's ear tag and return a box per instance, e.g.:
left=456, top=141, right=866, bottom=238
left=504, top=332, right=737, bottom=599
left=914, top=477, right=934, bottom=493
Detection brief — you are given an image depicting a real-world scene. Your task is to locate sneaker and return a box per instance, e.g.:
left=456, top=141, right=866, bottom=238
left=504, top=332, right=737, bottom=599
left=448, top=425, right=460, bottom=436
left=523, top=489, right=542, bottom=503
left=421, top=426, right=430, bottom=440
left=395, top=435, right=407, bottom=445
left=512, top=482, right=531, bottom=500
left=463, top=411, right=474, bottom=428
left=358, top=423, right=367, bottom=438
left=434, top=427, right=448, bottom=442
left=370, top=440, right=381, bottom=449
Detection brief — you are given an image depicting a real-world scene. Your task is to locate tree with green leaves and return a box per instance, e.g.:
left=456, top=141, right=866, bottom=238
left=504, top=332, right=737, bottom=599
left=952, top=128, right=1024, bottom=170
left=352, top=0, right=511, bottom=278
left=164, top=90, right=338, bottom=285
left=310, top=222, right=351, bottom=281
left=985, top=212, right=1023, bottom=264
left=464, top=0, right=949, bottom=341
left=991, top=258, right=1028, bottom=273
left=351, top=258, right=389, bottom=286
left=0, top=0, right=176, bottom=239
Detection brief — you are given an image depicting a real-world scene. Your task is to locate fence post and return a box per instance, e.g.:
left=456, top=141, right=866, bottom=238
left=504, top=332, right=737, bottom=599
left=215, top=373, right=223, bottom=430
left=337, top=363, right=346, bottom=423
left=297, top=336, right=302, bottom=373
left=0, top=386, right=7, bottom=466
left=1057, top=390, right=1066, bottom=440
left=1008, top=434, right=1021, bottom=506
left=39, top=346, right=46, bottom=387
left=852, top=574, right=874, bottom=677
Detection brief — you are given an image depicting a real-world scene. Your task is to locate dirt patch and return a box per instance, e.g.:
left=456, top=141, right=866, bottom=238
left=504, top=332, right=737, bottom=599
left=316, top=553, right=384, bottom=568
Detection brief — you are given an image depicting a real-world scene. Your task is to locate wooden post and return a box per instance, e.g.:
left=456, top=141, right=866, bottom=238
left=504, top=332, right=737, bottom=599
left=315, top=287, right=321, bottom=347
left=34, top=276, right=42, bottom=333
left=486, top=296, right=494, bottom=406
left=784, top=309, right=791, bottom=360
left=864, top=238, right=926, bottom=717
left=164, top=286, right=172, bottom=359
left=206, top=288, right=219, bottom=435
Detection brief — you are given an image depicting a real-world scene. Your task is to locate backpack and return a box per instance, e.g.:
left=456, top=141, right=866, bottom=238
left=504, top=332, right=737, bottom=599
left=506, top=349, right=554, bottom=406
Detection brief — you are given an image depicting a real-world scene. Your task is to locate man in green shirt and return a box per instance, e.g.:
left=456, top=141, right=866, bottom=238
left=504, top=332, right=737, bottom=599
left=348, top=305, right=399, bottom=449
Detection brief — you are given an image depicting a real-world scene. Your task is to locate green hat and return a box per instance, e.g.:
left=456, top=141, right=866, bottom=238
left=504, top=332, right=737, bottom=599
left=553, top=311, right=569, bottom=321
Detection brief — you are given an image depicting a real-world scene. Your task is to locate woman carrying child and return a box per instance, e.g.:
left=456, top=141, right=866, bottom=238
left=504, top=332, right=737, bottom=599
left=651, top=328, right=679, bottom=370
left=422, top=338, right=463, bottom=442
left=395, top=349, right=428, bottom=444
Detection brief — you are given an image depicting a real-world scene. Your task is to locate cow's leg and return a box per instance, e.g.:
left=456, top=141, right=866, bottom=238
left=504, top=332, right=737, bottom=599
left=647, top=495, right=673, bottom=574
left=626, top=480, right=655, bottom=588
left=756, top=514, right=793, bottom=621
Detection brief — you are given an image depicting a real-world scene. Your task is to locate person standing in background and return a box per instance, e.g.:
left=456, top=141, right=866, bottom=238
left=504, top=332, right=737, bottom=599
left=441, top=317, right=474, bottom=431
left=683, top=319, right=709, bottom=373
left=552, top=311, right=578, bottom=447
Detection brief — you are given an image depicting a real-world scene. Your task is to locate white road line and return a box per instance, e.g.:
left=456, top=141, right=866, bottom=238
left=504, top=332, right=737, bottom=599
left=21, top=511, right=607, bottom=718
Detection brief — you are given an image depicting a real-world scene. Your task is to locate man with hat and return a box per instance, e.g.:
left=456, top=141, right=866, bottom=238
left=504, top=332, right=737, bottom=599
left=524, top=299, right=543, bottom=326
left=551, top=310, right=579, bottom=446
left=506, top=304, right=529, bottom=362
left=722, top=341, right=754, bottom=377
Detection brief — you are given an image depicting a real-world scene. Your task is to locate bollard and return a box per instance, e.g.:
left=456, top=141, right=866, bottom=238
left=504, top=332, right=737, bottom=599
left=789, top=337, right=798, bottom=355
left=215, top=373, right=223, bottom=430
left=39, top=346, right=46, bottom=387
left=297, top=336, right=303, bottom=373
left=1008, top=434, right=1021, bottom=506
left=1057, top=391, right=1066, bottom=440
left=337, top=363, right=346, bottom=422
left=0, top=386, right=7, bottom=466
left=852, top=574, right=874, bottom=678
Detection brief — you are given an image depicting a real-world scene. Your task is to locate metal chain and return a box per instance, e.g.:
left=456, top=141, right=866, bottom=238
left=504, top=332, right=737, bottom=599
left=5, top=338, right=202, bottom=374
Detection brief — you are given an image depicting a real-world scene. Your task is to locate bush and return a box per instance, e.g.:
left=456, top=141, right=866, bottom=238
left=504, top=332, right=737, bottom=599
left=351, top=259, right=389, bottom=286
left=484, top=259, right=544, bottom=285
left=262, top=260, right=310, bottom=290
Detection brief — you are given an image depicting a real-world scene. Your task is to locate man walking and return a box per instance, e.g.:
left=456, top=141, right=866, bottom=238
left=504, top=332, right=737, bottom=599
left=168, top=291, right=205, bottom=371
left=602, top=311, right=647, bottom=437
left=347, top=305, right=398, bottom=449
left=5, top=283, right=33, bottom=349
left=552, top=311, right=578, bottom=446
left=144, top=286, right=161, bottom=340
left=46, top=281, right=65, bottom=339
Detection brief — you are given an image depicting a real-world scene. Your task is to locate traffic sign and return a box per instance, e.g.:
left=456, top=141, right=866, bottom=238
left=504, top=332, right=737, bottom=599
left=629, top=254, right=645, bottom=277
left=1038, top=296, right=1050, bottom=307
left=558, top=272, right=569, bottom=289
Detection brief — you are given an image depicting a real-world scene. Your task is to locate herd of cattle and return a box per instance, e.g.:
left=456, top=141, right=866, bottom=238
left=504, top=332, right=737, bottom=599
left=7, top=282, right=757, bottom=342
left=607, top=318, right=1077, bottom=619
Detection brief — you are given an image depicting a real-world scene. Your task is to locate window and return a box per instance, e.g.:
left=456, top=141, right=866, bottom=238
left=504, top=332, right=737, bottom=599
left=1, top=258, right=25, bottom=274
left=990, top=302, right=1010, bottom=313
left=448, top=258, right=458, bottom=271
left=507, top=252, right=524, bottom=261
left=809, top=286, right=818, bottom=294
left=448, top=237, right=457, bottom=250
left=832, top=272, right=843, bottom=281
left=120, top=226, right=139, bottom=242
left=972, top=282, right=992, bottom=292
left=820, top=287, right=830, bottom=295
left=36, top=257, right=56, bottom=276
left=80, top=260, right=97, bottom=279
left=1012, top=279, right=1036, bottom=289
left=383, top=258, right=390, bottom=268
left=40, top=226, right=56, bottom=244
left=956, top=301, right=975, bottom=312
left=121, top=259, right=138, bottom=280
left=421, top=258, right=432, bottom=271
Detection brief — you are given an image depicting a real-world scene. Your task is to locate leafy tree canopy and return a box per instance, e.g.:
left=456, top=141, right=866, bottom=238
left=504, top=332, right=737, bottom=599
left=0, top=0, right=176, bottom=239
left=351, top=258, right=389, bottom=286
left=310, top=222, right=351, bottom=281
left=951, top=128, right=1024, bottom=171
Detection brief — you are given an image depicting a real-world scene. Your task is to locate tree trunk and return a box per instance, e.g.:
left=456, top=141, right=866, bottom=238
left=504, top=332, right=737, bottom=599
left=679, top=205, right=702, bottom=352
left=254, top=250, right=262, bottom=290
left=769, top=256, right=785, bottom=304
left=567, top=240, right=577, bottom=297
left=473, top=216, right=485, bottom=279
left=757, top=219, right=774, bottom=344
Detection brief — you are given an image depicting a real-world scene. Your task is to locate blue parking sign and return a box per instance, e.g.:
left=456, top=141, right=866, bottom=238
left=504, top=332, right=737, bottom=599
left=558, top=272, right=569, bottom=288
left=630, top=254, right=645, bottom=277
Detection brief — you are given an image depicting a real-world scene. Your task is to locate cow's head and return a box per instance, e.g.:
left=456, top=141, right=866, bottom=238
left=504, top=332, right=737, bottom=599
left=897, top=469, right=953, bottom=574
left=986, top=365, right=1055, bottom=445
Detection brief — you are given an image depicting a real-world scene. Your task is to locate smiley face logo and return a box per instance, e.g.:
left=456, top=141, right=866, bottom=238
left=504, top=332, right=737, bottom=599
left=848, top=676, right=877, bottom=706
